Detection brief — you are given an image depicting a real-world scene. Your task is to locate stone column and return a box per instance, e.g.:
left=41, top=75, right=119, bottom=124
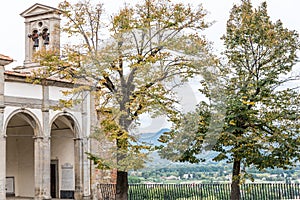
left=0, top=59, right=11, bottom=199
left=24, top=21, right=31, bottom=65
left=82, top=137, right=91, bottom=200
left=34, top=127, right=51, bottom=200
left=41, top=136, right=51, bottom=199
left=89, top=92, right=100, bottom=198
left=41, top=84, right=51, bottom=199
left=0, top=108, right=6, bottom=200
left=49, top=18, right=60, bottom=51
left=82, top=92, right=91, bottom=199
left=34, top=136, right=44, bottom=200
left=74, top=138, right=83, bottom=200
left=0, top=55, right=13, bottom=200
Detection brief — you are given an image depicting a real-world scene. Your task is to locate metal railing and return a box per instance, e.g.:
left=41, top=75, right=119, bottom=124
left=96, top=183, right=300, bottom=200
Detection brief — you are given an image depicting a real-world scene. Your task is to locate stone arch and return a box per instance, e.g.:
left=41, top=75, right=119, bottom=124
left=50, top=112, right=82, bottom=199
left=50, top=112, right=81, bottom=138
left=4, top=108, right=42, bottom=137
left=5, top=109, right=42, bottom=198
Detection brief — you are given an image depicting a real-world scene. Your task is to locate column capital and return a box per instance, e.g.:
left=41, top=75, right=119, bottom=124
left=33, top=136, right=44, bottom=140
left=73, top=137, right=83, bottom=141
left=41, top=108, right=49, bottom=112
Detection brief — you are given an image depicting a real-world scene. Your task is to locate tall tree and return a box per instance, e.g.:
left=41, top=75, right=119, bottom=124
left=160, top=1, right=300, bottom=199
left=33, top=0, right=214, bottom=199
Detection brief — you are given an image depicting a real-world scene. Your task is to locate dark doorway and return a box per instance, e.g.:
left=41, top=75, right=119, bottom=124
left=50, top=160, right=58, bottom=198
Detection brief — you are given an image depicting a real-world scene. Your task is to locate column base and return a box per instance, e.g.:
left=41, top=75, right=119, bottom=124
left=83, top=195, right=92, bottom=200
left=33, top=195, right=51, bottom=200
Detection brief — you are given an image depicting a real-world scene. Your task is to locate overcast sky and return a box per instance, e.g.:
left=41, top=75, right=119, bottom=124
left=0, top=0, right=299, bottom=68
left=0, top=0, right=299, bottom=133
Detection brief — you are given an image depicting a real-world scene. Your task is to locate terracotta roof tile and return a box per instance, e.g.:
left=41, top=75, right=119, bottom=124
left=4, top=70, right=92, bottom=86
left=4, top=70, right=29, bottom=76
left=0, top=54, right=13, bottom=62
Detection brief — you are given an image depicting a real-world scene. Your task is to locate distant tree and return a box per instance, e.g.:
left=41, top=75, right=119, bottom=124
left=160, top=1, right=300, bottom=199
left=33, top=0, right=215, bottom=199
left=128, top=176, right=142, bottom=184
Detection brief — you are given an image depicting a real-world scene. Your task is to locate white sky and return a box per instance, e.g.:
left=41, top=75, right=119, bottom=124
left=0, top=0, right=299, bottom=133
left=0, top=0, right=298, bottom=68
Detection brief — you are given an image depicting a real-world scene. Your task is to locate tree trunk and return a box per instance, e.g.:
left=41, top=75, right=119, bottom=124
left=231, top=158, right=241, bottom=200
left=115, top=170, right=128, bottom=200
left=115, top=110, right=130, bottom=200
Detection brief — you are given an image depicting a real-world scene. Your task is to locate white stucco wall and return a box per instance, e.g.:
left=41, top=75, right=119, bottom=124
left=51, top=129, right=75, bottom=195
left=49, top=86, right=72, bottom=101
left=6, top=126, right=34, bottom=197
left=5, top=82, right=42, bottom=99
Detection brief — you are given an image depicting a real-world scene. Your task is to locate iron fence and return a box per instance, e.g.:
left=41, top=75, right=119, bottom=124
left=96, top=183, right=300, bottom=200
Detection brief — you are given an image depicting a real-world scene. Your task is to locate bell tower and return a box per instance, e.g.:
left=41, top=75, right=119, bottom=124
left=20, top=3, right=61, bottom=69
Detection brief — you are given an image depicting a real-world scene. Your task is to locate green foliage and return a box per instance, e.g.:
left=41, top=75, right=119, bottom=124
left=215, top=0, right=300, bottom=170
left=128, top=176, right=142, bottom=184
left=86, top=152, right=112, bottom=170
left=158, top=102, right=211, bottom=163
left=160, top=0, right=300, bottom=198
left=33, top=0, right=215, bottom=175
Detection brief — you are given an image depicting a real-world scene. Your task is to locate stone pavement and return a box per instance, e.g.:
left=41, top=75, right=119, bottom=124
left=7, top=198, right=72, bottom=200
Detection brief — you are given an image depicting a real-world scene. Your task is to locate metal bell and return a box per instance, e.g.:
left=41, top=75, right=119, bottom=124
left=33, top=38, right=39, bottom=47
left=44, top=35, right=49, bottom=45
left=42, top=29, right=50, bottom=45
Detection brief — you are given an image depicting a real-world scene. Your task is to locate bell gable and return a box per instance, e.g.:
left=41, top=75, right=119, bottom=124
left=20, top=3, right=59, bottom=18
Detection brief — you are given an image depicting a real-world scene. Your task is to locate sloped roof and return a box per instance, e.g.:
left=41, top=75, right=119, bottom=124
left=0, top=54, right=13, bottom=62
left=4, top=70, right=75, bottom=88
left=20, top=3, right=60, bottom=18
left=4, top=70, right=95, bottom=88
left=0, top=54, right=13, bottom=66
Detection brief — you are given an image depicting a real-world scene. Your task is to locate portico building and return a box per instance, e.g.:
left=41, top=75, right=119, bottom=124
left=0, top=3, right=113, bottom=200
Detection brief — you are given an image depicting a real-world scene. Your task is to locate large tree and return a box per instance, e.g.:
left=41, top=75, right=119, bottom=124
left=160, top=1, right=300, bottom=199
left=34, top=0, right=215, bottom=199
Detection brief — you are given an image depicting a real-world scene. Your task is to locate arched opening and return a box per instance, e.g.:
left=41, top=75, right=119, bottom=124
left=29, top=29, right=39, bottom=48
left=51, top=114, right=79, bottom=199
left=6, top=112, right=37, bottom=198
left=41, top=28, right=49, bottom=46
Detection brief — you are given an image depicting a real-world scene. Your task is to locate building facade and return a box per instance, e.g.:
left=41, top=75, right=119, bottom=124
left=0, top=3, right=111, bottom=200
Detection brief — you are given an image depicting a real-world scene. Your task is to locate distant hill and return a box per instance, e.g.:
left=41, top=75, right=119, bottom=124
left=137, top=128, right=220, bottom=169
left=138, top=128, right=170, bottom=146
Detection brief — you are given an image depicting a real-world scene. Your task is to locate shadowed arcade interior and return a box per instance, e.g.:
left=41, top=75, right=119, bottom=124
left=51, top=115, right=76, bottom=199
left=6, top=113, right=36, bottom=198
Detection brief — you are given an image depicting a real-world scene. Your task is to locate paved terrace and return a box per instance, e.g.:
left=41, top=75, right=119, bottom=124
left=7, top=198, right=71, bottom=200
